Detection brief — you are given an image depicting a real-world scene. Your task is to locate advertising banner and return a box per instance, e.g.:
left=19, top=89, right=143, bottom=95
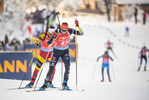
left=0, top=52, right=32, bottom=80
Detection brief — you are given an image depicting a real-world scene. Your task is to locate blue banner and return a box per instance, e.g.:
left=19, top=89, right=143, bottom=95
left=0, top=52, right=32, bottom=80
left=68, top=44, right=77, bottom=62
left=23, top=44, right=40, bottom=62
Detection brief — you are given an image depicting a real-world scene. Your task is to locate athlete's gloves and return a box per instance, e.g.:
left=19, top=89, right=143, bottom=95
left=35, top=38, right=41, bottom=46
left=47, top=36, right=54, bottom=44
left=96, top=57, right=99, bottom=62
left=75, top=19, right=79, bottom=27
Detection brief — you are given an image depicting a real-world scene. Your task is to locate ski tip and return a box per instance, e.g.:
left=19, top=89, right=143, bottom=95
left=7, top=88, right=14, bottom=90
left=60, top=89, right=72, bottom=91
left=7, top=87, right=26, bottom=90
left=26, top=90, right=33, bottom=92
left=26, top=90, right=39, bottom=92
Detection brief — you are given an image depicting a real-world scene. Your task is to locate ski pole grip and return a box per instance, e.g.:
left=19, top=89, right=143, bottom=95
left=56, top=12, right=60, bottom=15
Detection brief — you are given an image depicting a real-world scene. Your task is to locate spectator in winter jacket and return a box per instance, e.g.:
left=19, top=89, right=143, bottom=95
left=134, top=7, right=138, bottom=24
left=143, top=10, right=147, bottom=25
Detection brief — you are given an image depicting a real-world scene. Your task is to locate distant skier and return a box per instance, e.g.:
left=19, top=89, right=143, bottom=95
left=105, top=40, right=116, bottom=58
left=26, top=26, right=56, bottom=88
left=97, top=51, right=114, bottom=82
left=125, top=26, right=129, bottom=37
left=138, top=46, right=149, bottom=71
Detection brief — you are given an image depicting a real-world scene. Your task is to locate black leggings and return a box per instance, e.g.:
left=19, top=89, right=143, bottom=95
left=45, top=48, right=70, bottom=82
left=139, top=55, right=147, bottom=68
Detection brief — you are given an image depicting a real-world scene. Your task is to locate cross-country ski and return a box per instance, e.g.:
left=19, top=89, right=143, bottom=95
left=25, top=87, right=84, bottom=92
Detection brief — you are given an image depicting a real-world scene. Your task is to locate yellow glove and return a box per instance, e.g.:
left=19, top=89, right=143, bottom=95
left=34, top=38, right=41, bottom=46
left=39, top=33, right=46, bottom=40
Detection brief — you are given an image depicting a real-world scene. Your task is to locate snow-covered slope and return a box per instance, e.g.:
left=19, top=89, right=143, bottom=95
left=1, top=16, right=149, bottom=100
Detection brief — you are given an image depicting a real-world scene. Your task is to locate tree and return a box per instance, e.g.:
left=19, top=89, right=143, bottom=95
left=0, top=0, right=27, bottom=41
left=0, top=0, right=61, bottom=42
left=60, top=0, right=82, bottom=16
left=26, top=0, right=61, bottom=13
left=121, top=4, right=136, bottom=20
left=104, top=0, right=112, bottom=22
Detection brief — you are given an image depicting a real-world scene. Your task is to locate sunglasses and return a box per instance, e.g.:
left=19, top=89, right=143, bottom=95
left=61, top=29, right=68, bottom=32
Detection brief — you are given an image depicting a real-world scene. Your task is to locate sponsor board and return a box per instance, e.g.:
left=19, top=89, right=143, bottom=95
left=0, top=52, right=32, bottom=80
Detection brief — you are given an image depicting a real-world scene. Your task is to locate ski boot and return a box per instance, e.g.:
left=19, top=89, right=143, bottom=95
left=39, top=82, right=48, bottom=91
left=25, top=82, right=34, bottom=88
left=62, top=80, right=69, bottom=90
left=144, top=67, right=146, bottom=71
left=137, top=67, right=140, bottom=71
left=48, top=81, right=54, bottom=88
left=101, top=78, right=104, bottom=82
left=109, top=79, right=112, bottom=82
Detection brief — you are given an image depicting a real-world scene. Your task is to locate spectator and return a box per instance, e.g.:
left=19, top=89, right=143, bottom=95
left=34, top=27, right=39, bottom=37
left=10, top=38, right=21, bottom=51
left=0, top=41, right=6, bottom=51
left=23, top=38, right=30, bottom=44
left=5, top=34, right=9, bottom=44
left=134, top=7, right=138, bottom=24
left=143, top=10, right=147, bottom=25
left=6, top=42, right=11, bottom=51
left=34, top=8, right=40, bottom=23
left=41, top=9, right=47, bottom=25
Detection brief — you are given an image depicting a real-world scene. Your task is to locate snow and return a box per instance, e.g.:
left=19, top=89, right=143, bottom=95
left=116, top=0, right=149, bottom=5
left=1, top=15, right=149, bottom=100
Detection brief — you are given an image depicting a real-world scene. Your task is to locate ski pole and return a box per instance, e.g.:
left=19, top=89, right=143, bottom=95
left=111, top=62, right=116, bottom=82
left=61, top=60, right=63, bottom=85
left=137, top=57, right=140, bottom=68
left=55, top=12, right=63, bottom=85
left=55, top=12, right=61, bottom=34
left=55, top=12, right=60, bottom=26
left=91, top=62, right=98, bottom=80
left=33, top=46, right=52, bottom=91
left=33, top=14, right=52, bottom=91
left=18, top=47, right=38, bottom=88
left=74, top=18, right=78, bottom=90
left=111, top=50, right=117, bottom=58
left=46, top=14, right=51, bottom=31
